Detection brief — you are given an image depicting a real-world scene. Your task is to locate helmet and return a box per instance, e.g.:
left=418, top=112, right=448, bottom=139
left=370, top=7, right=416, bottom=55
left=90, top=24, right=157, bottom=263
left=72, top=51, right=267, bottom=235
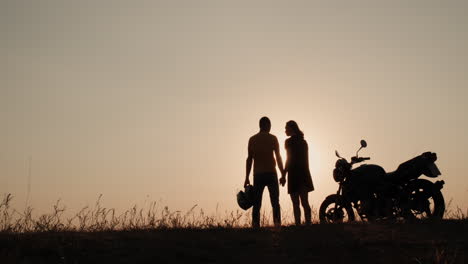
left=237, top=185, right=255, bottom=210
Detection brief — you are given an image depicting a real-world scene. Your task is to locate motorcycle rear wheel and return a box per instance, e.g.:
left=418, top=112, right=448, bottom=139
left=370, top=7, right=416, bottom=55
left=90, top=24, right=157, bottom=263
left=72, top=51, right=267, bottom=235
left=405, top=179, right=445, bottom=220
left=319, top=194, right=355, bottom=224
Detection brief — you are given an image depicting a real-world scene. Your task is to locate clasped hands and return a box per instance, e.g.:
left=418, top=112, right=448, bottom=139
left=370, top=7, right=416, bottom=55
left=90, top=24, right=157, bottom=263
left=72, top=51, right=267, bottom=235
left=244, top=171, right=286, bottom=188
left=279, top=170, right=286, bottom=187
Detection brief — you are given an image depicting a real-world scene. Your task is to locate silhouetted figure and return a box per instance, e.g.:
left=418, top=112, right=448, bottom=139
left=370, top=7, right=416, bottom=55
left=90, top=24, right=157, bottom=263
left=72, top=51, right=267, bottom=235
left=245, top=117, right=284, bottom=228
left=280, top=120, right=314, bottom=225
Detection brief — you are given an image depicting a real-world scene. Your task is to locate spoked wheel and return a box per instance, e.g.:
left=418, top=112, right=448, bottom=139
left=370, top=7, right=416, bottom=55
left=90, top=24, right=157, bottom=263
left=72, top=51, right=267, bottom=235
left=319, top=194, right=355, bottom=224
left=406, top=179, right=445, bottom=220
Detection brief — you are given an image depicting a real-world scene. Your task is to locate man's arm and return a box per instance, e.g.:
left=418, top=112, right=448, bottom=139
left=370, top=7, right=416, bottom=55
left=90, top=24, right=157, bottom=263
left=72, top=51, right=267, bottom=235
left=274, top=137, right=285, bottom=185
left=275, top=149, right=284, bottom=175
left=245, top=139, right=253, bottom=187
left=245, top=155, right=253, bottom=187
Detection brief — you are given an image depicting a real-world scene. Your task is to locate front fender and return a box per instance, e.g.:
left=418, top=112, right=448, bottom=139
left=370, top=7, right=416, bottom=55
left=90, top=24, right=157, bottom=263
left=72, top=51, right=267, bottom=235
left=434, top=180, right=445, bottom=190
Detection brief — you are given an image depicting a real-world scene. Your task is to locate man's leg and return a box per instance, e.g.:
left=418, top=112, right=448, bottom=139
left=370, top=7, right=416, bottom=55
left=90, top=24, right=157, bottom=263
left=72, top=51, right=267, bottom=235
left=252, top=175, right=266, bottom=228
left=267, top=174, right=281, bottom=227
left=299, top=191, right=311, bottom=225
left=290, top=193, right=301, bottom=226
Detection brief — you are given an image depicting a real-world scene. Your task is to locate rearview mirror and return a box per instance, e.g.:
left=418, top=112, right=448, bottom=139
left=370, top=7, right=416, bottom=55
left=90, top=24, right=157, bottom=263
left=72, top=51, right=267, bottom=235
left=360, top=140, right=367, bottom=148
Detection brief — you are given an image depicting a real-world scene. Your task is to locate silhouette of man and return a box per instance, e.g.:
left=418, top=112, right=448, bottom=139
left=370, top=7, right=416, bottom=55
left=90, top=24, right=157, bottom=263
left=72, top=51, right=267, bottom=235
left=245, top=116, right=284, bottom=228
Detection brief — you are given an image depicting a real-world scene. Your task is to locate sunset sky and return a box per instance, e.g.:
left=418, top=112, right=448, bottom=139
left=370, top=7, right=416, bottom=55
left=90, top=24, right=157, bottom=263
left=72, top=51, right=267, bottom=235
left=2, top=0, right=468, bottom=218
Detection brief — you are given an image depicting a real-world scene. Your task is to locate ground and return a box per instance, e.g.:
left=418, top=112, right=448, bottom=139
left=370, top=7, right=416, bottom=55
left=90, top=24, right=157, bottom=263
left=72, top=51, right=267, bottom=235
left=1, top=220, right=466, bottom=264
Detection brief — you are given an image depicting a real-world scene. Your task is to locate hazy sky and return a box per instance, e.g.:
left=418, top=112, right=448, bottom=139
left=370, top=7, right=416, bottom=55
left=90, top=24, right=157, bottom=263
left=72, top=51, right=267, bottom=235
left=2, top=0, right=468, bottom=217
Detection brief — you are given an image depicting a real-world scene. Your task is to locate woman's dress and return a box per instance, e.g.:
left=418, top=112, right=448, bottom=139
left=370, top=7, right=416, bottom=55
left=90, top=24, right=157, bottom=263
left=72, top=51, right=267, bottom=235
left=285, top=135, right=314, bottom=194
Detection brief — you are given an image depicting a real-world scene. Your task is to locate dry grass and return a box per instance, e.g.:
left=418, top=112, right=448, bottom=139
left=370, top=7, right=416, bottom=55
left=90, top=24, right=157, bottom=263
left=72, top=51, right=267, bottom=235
left=1, top=194, right=467, bottom=264
left=1, top=193, right=326, bottom=233
left=1, top=193, right=466, bottom=234
left=444, top=199, right=468, bottom=220
left=0, top=193, right=276, bottom=233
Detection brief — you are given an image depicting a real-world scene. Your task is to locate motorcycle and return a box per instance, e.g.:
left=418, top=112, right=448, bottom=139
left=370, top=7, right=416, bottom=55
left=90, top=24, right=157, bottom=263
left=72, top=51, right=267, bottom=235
left=319, top=140, right=445, bottom=223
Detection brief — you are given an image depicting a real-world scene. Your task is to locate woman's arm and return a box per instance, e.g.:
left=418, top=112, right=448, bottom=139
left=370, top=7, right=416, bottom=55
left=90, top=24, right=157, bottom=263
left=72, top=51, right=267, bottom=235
left=284, top=139, right=292, bottom=172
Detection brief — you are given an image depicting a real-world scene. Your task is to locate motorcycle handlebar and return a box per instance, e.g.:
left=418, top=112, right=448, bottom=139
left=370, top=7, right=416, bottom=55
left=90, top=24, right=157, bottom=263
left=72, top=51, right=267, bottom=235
left=351, top=157, right=370, bottom=163
left=350, top=157, right=370, bottom=164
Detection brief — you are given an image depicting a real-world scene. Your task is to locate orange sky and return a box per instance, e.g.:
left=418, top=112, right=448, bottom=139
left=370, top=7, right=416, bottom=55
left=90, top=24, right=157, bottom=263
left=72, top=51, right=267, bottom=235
left=2, top=1, right=468, bottom=218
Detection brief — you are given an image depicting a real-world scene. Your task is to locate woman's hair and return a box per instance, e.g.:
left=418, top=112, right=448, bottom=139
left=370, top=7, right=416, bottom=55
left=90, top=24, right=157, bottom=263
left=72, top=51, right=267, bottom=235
left=286, top=120, right=304, bottom=137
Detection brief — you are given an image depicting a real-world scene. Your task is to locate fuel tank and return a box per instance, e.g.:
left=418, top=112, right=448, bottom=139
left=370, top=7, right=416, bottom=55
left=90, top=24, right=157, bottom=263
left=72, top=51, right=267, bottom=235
left=349, top=164, right=387, bottom=186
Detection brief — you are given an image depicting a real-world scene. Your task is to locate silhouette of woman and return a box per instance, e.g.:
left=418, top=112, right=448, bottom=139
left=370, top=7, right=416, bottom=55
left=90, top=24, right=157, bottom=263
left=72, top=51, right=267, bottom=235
left=280, top=120, right=314, bottom=225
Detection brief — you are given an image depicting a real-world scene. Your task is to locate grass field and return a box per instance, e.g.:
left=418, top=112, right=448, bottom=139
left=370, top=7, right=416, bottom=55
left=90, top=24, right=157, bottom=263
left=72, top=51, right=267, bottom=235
left=1, top=221, right=467, bottom=264
left=1, top=194, right=467, bottom=264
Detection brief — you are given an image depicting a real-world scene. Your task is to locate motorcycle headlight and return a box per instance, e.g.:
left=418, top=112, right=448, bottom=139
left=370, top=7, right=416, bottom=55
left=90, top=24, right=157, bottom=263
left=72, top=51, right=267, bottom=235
left=333, top=168, right=344, bottom=182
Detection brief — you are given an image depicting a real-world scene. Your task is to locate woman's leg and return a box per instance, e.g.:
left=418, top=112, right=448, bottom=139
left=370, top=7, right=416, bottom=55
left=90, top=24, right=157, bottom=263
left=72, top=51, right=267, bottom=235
left=290, top=193, right=301, bottom=226
left=299, top=191, right=311, bottom=225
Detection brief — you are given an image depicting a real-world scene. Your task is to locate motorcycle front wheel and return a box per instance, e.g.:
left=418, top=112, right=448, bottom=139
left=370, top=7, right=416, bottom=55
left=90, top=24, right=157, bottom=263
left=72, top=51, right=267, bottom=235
left=405, top=179, right=445, bottom=220
left=319, top=194, right=355, bottom=224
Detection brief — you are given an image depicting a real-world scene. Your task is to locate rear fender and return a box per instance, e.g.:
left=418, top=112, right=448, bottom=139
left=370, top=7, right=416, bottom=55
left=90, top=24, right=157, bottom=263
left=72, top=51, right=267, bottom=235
left=423, top=163, right=441, bottom=178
